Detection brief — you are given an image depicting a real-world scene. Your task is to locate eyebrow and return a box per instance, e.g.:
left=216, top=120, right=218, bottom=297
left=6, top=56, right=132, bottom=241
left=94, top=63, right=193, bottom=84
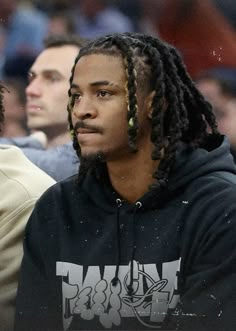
left=90, top=80, right=114, bottom=87
left=70, top=80, right=118, bottom=90
left=29, top=69, right=63, bottom=77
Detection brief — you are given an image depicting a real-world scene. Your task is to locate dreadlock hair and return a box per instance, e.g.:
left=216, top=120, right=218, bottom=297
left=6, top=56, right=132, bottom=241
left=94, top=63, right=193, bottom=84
left=67, top=32, right=219, bottom=186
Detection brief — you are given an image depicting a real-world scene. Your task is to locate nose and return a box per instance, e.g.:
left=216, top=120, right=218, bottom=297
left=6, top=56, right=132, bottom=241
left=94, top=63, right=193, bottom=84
left=72, top=96, right=97, bottom=120
left=26, top=77, right=42, bottom=97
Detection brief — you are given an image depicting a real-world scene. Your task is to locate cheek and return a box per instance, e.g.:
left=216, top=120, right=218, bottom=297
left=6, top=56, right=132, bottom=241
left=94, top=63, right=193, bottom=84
left=52, top=95, right=68, bottom=115
left=110, top=113, right=128, bottom=135
left=104, top=116, right=129, bottom=149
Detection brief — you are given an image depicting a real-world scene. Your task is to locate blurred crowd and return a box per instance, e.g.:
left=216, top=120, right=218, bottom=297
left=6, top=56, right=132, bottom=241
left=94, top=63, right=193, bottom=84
left=1, top=1, right=236, bottom=330
left=1, top=0, right=236, bottom=156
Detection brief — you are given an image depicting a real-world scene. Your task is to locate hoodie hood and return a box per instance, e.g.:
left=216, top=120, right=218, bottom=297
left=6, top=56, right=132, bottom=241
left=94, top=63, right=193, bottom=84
left=169, top=135, right=236, bottom=191
left=82, top=135, right=236, bottom=211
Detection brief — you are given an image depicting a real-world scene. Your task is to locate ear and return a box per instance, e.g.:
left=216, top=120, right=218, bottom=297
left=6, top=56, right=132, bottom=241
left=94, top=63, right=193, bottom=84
left=145, top=90, right=156, bottom=119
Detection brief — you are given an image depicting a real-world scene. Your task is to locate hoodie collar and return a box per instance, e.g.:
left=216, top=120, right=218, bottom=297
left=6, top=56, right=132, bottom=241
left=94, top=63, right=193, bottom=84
left=82, top=135, right=236, bottom=211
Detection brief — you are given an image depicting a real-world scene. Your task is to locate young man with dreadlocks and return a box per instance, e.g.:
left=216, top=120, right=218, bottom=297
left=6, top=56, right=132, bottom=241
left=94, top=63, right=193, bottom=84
left=0, top=82, right=55, bottom=331
left=15, top=33, right=236, bottom=331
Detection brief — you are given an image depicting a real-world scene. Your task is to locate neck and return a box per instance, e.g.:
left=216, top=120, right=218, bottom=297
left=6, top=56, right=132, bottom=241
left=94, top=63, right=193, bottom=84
left=43, top=128, right=71, bottom=148
left=107, top=147, right=159, bottom=204
left=2, top=122, right=28, bottom=138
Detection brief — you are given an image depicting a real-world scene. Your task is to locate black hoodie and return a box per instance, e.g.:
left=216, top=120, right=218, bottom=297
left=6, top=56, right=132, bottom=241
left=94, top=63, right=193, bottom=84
left=15, top=136, right=236, bottom=331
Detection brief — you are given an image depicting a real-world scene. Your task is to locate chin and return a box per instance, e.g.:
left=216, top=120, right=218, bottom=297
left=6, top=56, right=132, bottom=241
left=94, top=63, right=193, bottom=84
left=27, top=121, right=42, bottom=130
left=81, top=150, right=106, bottom=162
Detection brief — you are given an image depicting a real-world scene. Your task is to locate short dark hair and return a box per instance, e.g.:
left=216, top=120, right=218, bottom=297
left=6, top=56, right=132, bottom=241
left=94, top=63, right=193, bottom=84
left=68, top=33, right=219, bottom=186
left=43, top=34, right=88, bottom=50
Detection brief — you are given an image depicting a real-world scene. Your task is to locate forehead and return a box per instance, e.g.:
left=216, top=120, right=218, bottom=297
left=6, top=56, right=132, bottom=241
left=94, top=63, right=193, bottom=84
left=73, top=54, right=126, bottom=85
left=31, top=45, right=79, bottom=76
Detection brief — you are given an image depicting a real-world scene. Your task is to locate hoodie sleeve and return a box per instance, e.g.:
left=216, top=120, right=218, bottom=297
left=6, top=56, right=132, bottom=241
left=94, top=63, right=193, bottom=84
left=177, top=175, right=236, bottom=331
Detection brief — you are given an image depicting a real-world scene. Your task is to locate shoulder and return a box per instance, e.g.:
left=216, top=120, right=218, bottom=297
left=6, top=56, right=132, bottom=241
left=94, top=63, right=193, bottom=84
left=0, top=145, right=55, bottom=198
left=24, top=143, right=76, bottom=161
left=0, top=136, right=43, bottom=149
left=188, top=170, right=236, bottom=197
left=181, top=171, right=236, bottom=229
left=23, top=143, right=79, bottom=181
left=34, top=175, right=79, bottom=206
left=0, top=145, right=55, bottom=225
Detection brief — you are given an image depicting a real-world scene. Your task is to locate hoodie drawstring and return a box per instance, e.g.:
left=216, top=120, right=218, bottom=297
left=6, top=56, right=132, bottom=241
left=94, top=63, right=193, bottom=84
left=111, top=198, right=122, bottom=286
left=127, top=201, right=142, bottom=297
left=111, top=199, right=142, bottom=299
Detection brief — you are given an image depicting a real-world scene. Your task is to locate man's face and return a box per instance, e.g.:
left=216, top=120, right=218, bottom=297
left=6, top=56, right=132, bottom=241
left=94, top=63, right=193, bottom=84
left=197, top=79, right=236, bottom=149
left=26, top=45, right=79, bottom=133
left=70, top=53, right=151, bottom=161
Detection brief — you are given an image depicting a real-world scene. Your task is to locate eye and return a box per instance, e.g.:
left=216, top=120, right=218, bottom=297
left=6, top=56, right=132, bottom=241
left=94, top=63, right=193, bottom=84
left=73, top=93, right=81, bottom=101
left=71, top=93, right=81, bottom=105
left=45, top=73, right=62, bottom=83
left=68, top=93, right=81, bottom=111
left=97, top=90, right=111, bottom=98
left=27, top=72, right=35, bottom=84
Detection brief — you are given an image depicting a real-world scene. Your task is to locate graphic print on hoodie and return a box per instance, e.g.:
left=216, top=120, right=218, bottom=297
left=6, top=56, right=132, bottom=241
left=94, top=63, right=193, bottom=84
left=57, top=259, right=181, bottom=330
left=15, top=136, right=236, bottom=331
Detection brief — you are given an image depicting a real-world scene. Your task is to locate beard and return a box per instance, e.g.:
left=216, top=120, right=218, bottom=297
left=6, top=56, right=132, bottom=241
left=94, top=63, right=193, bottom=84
left=81, top=150, right=106, bottom=163
left=77, top=150, right=108, bottom=182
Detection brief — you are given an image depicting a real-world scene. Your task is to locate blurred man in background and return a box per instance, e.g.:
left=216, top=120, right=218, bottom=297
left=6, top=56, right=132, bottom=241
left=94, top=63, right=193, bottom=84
left=0, top=34, right=86, bottom=181
left=196, top=68, right=236, bottom=161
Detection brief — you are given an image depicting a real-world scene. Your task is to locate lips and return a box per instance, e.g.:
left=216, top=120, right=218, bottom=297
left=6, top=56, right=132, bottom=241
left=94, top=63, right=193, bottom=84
left=27, top=104, right=42, bottom=113
left=74, top=122, right=103, bottom=138
left=77, top=128, right=96, bottom=134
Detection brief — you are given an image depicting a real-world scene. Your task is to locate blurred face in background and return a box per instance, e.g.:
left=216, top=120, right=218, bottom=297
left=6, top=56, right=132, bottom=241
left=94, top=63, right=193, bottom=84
left=197, top=78, right=236, bottom=150
left=2, top=80, right=28, bottom=137
left=26, top=45, right=79, bottom=135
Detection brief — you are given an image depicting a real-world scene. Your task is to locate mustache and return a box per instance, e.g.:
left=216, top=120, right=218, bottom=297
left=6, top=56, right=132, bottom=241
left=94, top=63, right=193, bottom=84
left=74, top=121, right=103, bottom=134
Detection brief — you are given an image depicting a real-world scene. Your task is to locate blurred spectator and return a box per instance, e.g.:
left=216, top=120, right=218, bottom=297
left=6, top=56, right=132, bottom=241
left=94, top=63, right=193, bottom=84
left=139, top=0, right=236, bottom=78
left=196, top=67, right=236, bottom=160
left=25, top=35, right=81, bottom=148
left=0, top=34, right=86, bottom=181
left=71, top=0, right=134, bottom=38
left=1, top=77, right=29, bottom=137
left=0, top=0, right=48, bottom=77
left=47, top=11, right=76, bottom=36
left=33, top=0, right=73, bottom=13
